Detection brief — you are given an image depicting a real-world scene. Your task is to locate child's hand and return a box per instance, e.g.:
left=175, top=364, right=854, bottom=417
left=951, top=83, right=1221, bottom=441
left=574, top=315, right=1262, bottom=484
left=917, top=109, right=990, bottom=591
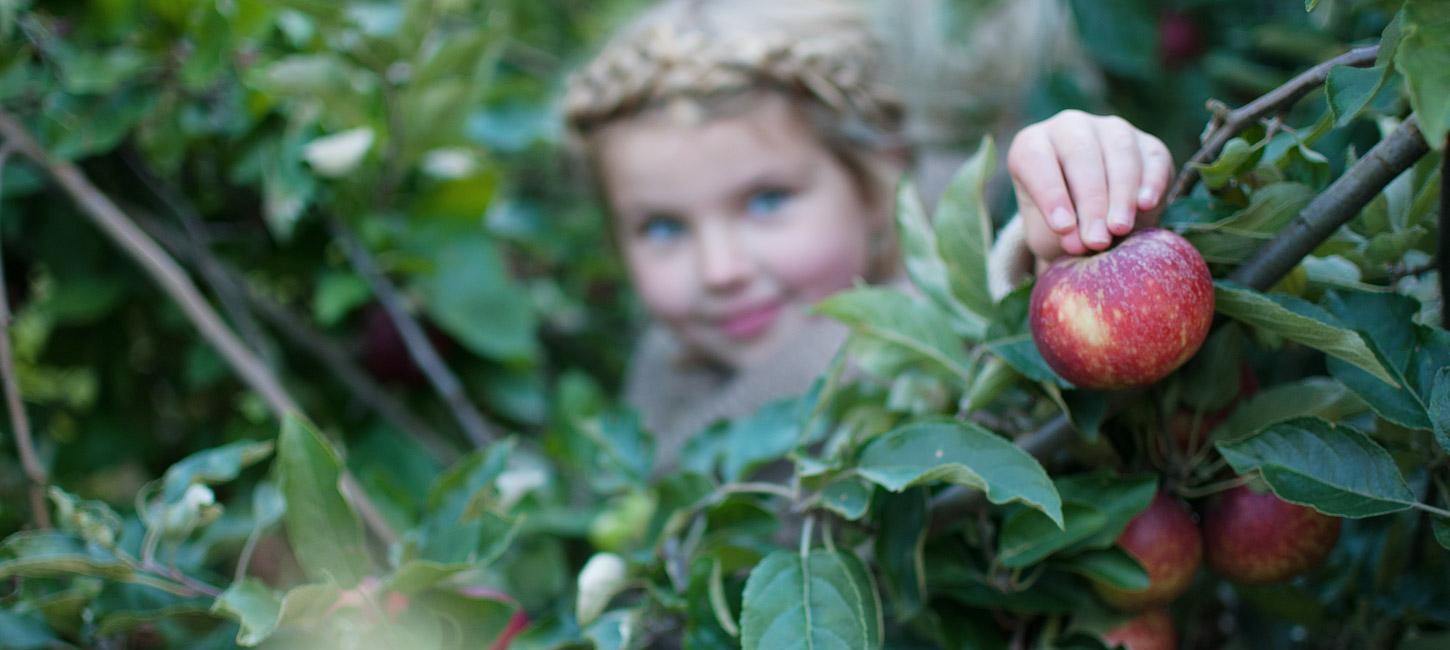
left=1006, top=110, right=1174, bottom=268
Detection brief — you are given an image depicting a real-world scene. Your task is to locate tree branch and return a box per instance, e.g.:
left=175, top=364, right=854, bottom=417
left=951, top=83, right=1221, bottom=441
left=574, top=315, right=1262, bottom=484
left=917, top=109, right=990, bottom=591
left=0, top=111, right=399, bottom=548
left=327, top=215, right=500, bottom=448
left=136, top=214, right=461, bottom=465
left=1167, top=45, right=1380, bottom=204
left=0, top=145, right=50, bottom=529
left=1230, top=116, right=1428, bottom=289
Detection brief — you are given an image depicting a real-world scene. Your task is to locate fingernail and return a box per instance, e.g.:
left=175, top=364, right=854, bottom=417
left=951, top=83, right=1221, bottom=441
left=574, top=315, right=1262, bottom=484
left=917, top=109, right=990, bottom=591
left=1139, top=186, right=1157, bottom=207
left=1088, top=220, right=1110, bottom=245
left=1109, top=207, right=1132, bottom=231
left=1049, top=207, right=1073, bottom=230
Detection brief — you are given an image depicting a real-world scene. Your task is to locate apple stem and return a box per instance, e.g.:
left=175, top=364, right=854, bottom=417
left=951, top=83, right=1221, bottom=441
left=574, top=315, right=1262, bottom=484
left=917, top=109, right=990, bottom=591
left=1178, top=474, right=1251, bottom=499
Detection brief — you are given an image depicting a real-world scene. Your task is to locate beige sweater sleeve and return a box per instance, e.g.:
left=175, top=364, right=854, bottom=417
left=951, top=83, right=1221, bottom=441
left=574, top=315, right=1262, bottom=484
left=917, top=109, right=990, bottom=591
left=988, top=213, right=1034, bottom=300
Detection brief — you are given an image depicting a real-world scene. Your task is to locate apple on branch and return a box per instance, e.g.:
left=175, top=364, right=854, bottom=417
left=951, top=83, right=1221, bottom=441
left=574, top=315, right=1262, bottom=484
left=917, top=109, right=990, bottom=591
left=1203, top=484, right=1341, bottom=585
left=1102, top=608, right=1178, bottom=650
left=1093, top=491, right=1203, bottom=611
left=1030, top=228, right=1214, bottom=391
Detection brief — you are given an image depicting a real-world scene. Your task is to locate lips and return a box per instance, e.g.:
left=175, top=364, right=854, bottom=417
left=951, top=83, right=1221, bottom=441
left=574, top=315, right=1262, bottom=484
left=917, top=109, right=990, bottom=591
left=719, top=301, right=783, bottom=340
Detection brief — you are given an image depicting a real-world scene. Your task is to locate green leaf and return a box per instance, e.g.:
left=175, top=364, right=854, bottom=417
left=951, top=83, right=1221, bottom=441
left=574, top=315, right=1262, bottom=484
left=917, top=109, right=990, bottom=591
left=817, top=287, right=972, bottom=384
left=857, top=421, right=1063, bottom=527
left=1432, top=368, right=1450, bottom=453
left=997, top=503, right=1108, bottom=569
left=416, top=232, right=538, bottom=363
left=895, top=179, right=985, bottom=339
left=1326, top=64, right=1399, bottom=126
left=740, top=550, right=883, bottom=650
left=161, top=440, right=274, bottom=503
left=1067, top=0, right=1158, bottom=79
left=1306, top=0, right=1321, bottom=11
left=1433, top=516, right=1450, bottom=552
left=312, top=271, right=371, bottom=326
left=0, top=609, right=62, bottom=650
left=987, top=336, right=1069, bottom=387
left=1213, top=282, right=1397, bottom=386
left=936, top=136, right=998, bottom=325
left=1216, top=418, right=1416, bottom=518
left=1194, top=138, right=1267, bottom=189
left=277, top=414, right=372, bottom=586
left=819, top=478, right=872, bottom=521
left=1212, top=377, right=1367, bottom=442
left=1058, top=547, right=1149, bottom=591
left=1324, top=291, right=1432, bottom=430
left=1054, top=472, right=1158, bottom=551
left=579, top=410, right=654, bottom=489
left=1185, top=184, right=1314, bottom=263
left=874, top=489, right=928, bottom=619
left=1396, top=0, right=1450, bottom=148
left=211, top=578, right=281, bottom=647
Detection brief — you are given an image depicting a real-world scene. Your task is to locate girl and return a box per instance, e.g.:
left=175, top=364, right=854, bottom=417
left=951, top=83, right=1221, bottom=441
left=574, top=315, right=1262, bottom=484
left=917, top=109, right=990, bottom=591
left=562, top=0, right=1172, bottom=471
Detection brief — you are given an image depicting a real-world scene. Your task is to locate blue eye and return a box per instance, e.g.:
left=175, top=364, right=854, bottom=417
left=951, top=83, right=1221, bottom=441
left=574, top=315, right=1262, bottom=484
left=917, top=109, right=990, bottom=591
left=746, top=188, right=792, bottom=216
left=639, top=215, right=685, bottom=243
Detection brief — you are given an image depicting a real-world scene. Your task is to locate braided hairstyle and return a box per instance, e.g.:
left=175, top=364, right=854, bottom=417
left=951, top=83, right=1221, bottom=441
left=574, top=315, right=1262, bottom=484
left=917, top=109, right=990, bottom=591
left=562, top=0, right=907, bottom=279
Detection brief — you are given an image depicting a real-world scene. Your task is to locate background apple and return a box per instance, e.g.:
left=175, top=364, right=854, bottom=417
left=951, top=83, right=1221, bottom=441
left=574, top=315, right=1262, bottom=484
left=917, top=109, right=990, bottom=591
left=1165, top=364, right=1261, bottom=459
left=1203, top=484, right=1342, bottom=584
left=1030, top=229, right=1214, bottom=390
left=358, top=301, right=458, bottom=385
left=1094, top=491, right=1203, bottom=610
left=1102, top=608, right=1178, bottom=650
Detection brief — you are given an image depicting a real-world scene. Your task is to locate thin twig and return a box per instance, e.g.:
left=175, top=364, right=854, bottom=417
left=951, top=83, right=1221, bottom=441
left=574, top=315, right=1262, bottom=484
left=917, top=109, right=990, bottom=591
left=135, top=210, right=460, bottom=465
left=328, top=215, right=499, bottom=448
left=0, top=112, right=400, bottom=548
left=0, top=145, right=50, bottom=529
left=119, top=148, right=279, bottom=369
left=1167, top=45, right=1380, bottom=204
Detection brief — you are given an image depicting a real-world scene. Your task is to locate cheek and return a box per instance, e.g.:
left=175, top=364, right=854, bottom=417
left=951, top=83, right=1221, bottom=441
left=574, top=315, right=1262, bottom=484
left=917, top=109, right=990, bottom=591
left=625, top=246, right=697, bottom=322
left=761, top=212, right=870, bottom=301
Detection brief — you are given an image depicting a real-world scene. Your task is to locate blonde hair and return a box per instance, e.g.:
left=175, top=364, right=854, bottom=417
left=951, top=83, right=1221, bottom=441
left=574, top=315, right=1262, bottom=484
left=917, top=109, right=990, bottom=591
left=562, top=0, right=906, bottom=279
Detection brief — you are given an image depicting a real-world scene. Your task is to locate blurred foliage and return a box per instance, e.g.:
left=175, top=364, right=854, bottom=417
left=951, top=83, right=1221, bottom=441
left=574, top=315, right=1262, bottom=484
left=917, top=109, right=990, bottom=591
left=0, top=0, right=1446, bottom=648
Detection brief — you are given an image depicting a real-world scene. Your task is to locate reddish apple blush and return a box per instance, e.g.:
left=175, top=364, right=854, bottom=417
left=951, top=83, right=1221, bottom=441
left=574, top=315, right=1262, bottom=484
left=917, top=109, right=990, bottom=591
left=1029, top=228, right=1214, bottom=390
left=1203, top=484, right=1342, bottom=585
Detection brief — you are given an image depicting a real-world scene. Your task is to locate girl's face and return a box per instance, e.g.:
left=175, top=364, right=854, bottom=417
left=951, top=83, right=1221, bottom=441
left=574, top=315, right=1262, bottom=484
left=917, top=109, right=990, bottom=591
left=596, top=93, right=890, bottom=369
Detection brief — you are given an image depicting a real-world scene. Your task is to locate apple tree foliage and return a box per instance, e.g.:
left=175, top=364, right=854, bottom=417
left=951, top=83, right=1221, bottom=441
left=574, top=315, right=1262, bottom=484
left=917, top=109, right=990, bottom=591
left=0, top=0, right=1447, bottom=649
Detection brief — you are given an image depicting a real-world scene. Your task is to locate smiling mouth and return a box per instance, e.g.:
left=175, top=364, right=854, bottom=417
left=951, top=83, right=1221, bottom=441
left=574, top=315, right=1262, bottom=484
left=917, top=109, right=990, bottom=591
left=719, top=302, right=783, bottom=341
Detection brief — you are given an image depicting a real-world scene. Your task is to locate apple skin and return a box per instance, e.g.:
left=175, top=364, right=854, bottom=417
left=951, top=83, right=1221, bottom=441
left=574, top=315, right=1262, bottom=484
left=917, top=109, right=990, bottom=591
left=1159, top=11, right=1205, bottom=69
left=1029, top=228, right=1214, bottom=390
left=1094, top=492, right=1203, bottom=611
left=1203, top=484, right=1341, bottom=585
left=1102, top=608, right=1178, bottom=650
left=359, top=302, right=458, bottom=385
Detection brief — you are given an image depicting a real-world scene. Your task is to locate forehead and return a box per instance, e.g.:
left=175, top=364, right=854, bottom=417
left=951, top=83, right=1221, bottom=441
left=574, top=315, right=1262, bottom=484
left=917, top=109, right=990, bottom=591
left=594, top=94, right=833, bottom=209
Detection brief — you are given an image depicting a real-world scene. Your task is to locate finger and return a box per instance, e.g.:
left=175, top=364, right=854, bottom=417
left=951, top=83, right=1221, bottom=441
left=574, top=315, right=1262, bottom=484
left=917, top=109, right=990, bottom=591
left=1136, top=133, right=1174, bottom=211
left=1099, top=117, right=1143, bottom=237
left=1048, top=118, right=1111, bottom=250
left=1007, top=128, right=1077, bottom=234
left=1060, top=230, right=1087, bottom=257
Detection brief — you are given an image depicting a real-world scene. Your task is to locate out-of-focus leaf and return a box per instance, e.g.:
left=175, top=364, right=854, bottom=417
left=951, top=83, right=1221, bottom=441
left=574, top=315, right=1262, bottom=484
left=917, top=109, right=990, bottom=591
left=1055, top=472, right=1158, bottom=551
left=415, top=231, right=538, bottom=363
left=1058, top=547, right=1149, bottom=591
left=818, top=287, right=972, bottom=384
left=161, top=440, right=274, bottom=503
left=1212, top=377, right=1367, bottom=441
left=277, top=414, right=371, bottom=586
left=0, top=608, right=64, bottom=650
left=740, top=550, right=882, bottom=650
left=211, top=578, right=281, bottom=647
left=874, top=489, right=928, bottom=619
left=1217, top=417, right=1416, bottom=518
left=1326, top=64, right=1399, bottom=126
left=1193, top=137, right=1266, bottom=189
left=935, top=136, right=997, bottom=328
left=302, top=127, right=374, bottom=177
left=895, top=178, right=985, bottom=339
left=1396, top=0, right=1450, bottom=148
left=819, top=477, right=872, bottom=521
left=1067, top=0, right=1158, bottom=79
left=1432, top=367, right=1450, bottom=453
left=858, top=420, right=1062, bottom=527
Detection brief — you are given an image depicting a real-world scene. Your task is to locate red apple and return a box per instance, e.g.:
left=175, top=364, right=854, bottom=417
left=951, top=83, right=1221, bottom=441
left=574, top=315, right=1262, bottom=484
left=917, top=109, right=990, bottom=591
left=1029, top=228, right=1213, bottom=390
left=359, top=302, right=457, bottom=385
left=1159, top=11, right=1204, bottom=69
left=1203, top=484, right=1341, bottom=585
left=1102, top=608, right=1177, bottom=650
left=1094, top=492, right=1203, bottom=611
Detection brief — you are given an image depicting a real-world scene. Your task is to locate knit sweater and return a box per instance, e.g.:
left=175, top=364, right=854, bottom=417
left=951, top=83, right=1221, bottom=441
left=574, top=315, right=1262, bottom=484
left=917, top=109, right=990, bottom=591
left=623, top=215, right=1035, bottom=472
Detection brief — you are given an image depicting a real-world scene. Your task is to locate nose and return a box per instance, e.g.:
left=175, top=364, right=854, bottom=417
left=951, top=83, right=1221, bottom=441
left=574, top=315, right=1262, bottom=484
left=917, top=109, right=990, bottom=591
left=696, top=220, right=752, bottom=293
